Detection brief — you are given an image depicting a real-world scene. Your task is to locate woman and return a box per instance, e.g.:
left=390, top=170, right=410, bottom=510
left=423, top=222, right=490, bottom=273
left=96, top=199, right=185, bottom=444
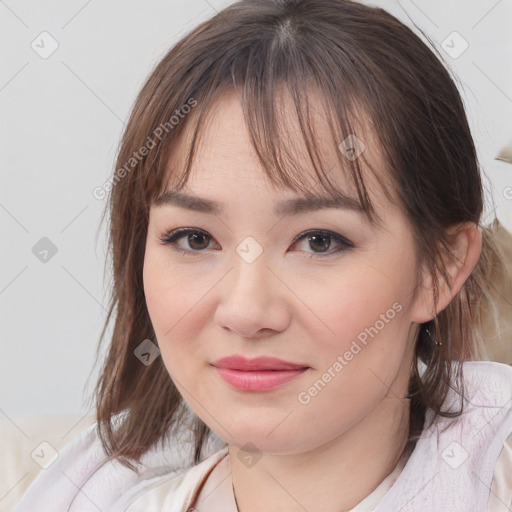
left=14, top=0, right=512, bottom=510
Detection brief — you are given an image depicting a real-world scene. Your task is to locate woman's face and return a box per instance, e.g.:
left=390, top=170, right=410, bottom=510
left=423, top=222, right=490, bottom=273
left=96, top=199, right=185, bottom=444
left=143, top=90, right=427, bottom=454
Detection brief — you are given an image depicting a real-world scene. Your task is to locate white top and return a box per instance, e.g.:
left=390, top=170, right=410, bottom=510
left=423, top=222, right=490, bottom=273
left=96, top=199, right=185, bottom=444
left=13, top=361, right=512, bottom=512
left=177, top=435, right=512, bottom=512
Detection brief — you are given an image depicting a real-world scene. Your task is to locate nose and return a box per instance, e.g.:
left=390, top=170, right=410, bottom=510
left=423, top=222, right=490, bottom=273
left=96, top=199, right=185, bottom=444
left=213, top=253, right=291, bottom=339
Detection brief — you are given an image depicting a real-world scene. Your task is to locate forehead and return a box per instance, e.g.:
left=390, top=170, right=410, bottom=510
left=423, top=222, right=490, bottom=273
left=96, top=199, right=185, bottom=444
left=162, top=88, right=395, bottom=224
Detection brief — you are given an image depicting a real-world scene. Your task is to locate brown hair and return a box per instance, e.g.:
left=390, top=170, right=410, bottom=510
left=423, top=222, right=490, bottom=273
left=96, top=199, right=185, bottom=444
left=86, top=0, right=506, bottom=471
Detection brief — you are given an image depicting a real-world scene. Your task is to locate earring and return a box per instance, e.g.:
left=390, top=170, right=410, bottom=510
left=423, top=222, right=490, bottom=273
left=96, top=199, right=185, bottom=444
left=426, top=323, right=442, bottom=347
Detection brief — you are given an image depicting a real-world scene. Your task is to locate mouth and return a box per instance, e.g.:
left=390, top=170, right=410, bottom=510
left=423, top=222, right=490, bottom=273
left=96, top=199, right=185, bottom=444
left=211, top=355, right=310, bottom=391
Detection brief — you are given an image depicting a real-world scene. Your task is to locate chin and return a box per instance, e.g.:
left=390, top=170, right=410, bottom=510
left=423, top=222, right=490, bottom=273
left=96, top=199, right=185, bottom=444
left=214, top=416, right=307, bottom=454
left=227, top=434, right=322, bottom=456
left=229, top=435, right=298, bottom=454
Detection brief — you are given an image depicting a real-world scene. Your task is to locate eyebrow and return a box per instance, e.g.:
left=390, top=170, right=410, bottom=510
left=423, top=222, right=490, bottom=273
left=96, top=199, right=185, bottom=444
left=153, top=190, right=365, bottom=217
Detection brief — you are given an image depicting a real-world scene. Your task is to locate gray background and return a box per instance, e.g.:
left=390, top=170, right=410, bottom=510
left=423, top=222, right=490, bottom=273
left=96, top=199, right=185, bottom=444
left=1, top=0, right=511, bottom=419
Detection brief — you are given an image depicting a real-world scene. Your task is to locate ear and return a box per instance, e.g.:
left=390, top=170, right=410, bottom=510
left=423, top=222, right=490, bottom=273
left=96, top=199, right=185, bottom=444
left=411, top=222, right=482, bottom=324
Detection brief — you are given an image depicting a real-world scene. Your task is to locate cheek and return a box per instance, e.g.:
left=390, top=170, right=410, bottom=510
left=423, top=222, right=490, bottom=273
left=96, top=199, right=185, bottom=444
left=142, top=251, right=214, bottom=373
left=144, top=247, right=198, bottom=330
left=303, top=261, right=409, bottom=357
left=292, top=271, right=413, bottom=441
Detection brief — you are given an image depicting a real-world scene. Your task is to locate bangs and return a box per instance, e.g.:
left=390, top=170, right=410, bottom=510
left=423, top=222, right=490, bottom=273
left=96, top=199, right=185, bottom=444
left=148, top=19, right=398, bottom=232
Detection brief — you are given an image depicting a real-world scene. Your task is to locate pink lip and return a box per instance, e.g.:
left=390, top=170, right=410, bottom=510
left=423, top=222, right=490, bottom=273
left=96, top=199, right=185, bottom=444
left=213, top=355, right=308, bottom=371
left=211, top=356, right=309, bottom=391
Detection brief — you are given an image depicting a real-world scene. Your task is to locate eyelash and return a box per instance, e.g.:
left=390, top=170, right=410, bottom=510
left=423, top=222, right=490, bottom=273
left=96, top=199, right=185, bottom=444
left=158, top=227, right=353, bottom=258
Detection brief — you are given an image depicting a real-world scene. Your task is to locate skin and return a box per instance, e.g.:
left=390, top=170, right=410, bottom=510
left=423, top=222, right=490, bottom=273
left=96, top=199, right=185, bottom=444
left=142, top=89, right=482, bottom=512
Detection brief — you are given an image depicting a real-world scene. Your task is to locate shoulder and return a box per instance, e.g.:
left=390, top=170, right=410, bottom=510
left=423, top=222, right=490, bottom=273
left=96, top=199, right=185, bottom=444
left=373, top=361, right=512, bottom=510
left=443, top=360, right=512, bottom=410
left=461, top=360, right=512, bottom=396
left=14, top=415, right=228, bottom=512
left=489, top=430, right=512, bottom=511
left=467, top=362, right=512, bottom=510
left=435, top=361, right=512, bottom=449
left=13, top=421, right=108, bottom=512
left=124, top=446, right=229, bottom=512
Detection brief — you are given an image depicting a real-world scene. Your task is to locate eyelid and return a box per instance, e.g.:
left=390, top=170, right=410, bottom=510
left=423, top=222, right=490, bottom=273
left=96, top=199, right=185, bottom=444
left=290, top=229, right=352, bottom=248
left=158, top=227, right=353, bottom=256
left=157, top=227, right=217, bottom=255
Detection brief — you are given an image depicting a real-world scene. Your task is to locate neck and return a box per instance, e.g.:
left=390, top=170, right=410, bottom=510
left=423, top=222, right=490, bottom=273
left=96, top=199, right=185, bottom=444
left=228, top=390, right=411, bottom=512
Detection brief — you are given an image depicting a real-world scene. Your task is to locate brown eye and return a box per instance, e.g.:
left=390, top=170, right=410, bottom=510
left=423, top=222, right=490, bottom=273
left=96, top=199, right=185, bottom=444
left=290, top=230, right=352, bottom=256
left=187, top=232, right=210, bottom=250
left=308, top=233, right=331, bottom=252
left=159, top=228, right=217, bottom=255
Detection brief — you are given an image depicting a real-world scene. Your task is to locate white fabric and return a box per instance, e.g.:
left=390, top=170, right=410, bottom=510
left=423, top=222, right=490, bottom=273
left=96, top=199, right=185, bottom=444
left=13, top=361, right=512, bottom=512
left=187, top=432, right=512, bottom=511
